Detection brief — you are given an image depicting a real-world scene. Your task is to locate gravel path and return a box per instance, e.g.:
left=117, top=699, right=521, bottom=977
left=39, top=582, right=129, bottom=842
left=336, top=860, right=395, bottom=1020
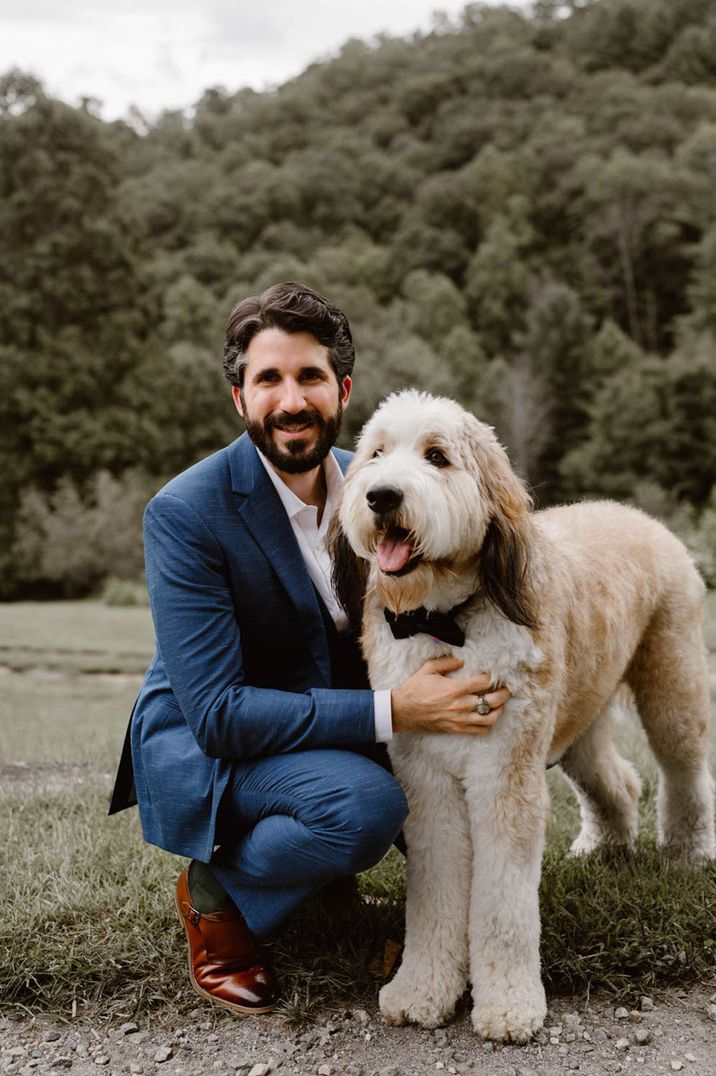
left=2, top=987, right=715, bottom=1076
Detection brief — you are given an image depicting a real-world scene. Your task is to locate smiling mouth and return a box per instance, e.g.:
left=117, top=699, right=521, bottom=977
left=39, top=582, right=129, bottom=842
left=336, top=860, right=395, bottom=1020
left=275, top=422, right=315, bottom=435
left=375, top=525, right=422, bottom=575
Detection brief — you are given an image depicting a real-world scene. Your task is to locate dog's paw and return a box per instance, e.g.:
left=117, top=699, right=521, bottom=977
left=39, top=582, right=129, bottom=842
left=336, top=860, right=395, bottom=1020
left=568, top=825, right=606, bottom=857
left=471, top=982, right=546, bottom=1044
left=379, top=974, right=458, bottom=1029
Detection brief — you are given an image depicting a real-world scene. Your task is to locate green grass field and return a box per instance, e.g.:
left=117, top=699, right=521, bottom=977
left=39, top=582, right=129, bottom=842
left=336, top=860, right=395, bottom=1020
left=0, top=597, right=714, bottom=1020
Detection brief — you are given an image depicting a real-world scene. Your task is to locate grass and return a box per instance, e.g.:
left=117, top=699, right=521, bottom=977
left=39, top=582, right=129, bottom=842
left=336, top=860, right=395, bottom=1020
left=0, top=599, right=714, bottom=1021
left=0, top=599, right=155, bottom=673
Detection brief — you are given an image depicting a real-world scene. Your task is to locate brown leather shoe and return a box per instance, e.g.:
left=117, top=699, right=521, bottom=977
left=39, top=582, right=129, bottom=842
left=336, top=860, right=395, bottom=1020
left=175, top=866, right=278, bottom=1014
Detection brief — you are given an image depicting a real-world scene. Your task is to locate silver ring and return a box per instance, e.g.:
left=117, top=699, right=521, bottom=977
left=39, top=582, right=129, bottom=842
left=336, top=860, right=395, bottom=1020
left=475, top=694, right=491, bottom=717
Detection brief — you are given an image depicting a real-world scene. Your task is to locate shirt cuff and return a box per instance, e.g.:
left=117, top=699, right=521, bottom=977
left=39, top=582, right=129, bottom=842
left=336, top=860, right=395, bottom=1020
left=373, top=689, right=393, bottom=743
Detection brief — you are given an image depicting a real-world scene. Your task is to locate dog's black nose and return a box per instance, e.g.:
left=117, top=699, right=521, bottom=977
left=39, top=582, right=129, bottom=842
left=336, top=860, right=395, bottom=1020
left=366, top=485, right=403, bottom=515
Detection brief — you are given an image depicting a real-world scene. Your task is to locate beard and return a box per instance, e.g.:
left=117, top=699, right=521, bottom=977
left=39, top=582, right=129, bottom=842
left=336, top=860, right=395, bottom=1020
left=242, top=397, right=343, bottom=474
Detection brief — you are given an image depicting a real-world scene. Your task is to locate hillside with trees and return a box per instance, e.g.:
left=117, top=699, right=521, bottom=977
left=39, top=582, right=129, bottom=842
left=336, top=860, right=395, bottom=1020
left=2, top=0, right=716, bottom=597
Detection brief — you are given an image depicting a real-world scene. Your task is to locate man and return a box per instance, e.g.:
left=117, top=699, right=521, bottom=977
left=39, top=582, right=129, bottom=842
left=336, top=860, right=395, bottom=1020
left=109, top=282, right=508, bottom=1015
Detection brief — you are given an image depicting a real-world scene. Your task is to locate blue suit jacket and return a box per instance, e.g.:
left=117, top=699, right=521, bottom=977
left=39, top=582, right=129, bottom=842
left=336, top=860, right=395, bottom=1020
left=108, top=433, right=375, bottom=861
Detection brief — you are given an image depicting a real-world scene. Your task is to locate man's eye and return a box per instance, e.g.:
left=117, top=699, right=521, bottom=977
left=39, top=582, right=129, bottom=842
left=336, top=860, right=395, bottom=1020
left=426, top=448, right=449, bottom=467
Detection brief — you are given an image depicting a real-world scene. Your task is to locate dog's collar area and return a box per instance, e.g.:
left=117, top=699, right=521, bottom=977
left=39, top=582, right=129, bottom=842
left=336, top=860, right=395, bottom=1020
left=384, top=600, right=471, bottom=647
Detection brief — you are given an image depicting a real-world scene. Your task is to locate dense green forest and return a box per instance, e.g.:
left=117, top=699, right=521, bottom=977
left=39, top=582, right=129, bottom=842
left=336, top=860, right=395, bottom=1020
left=2, top=0, right=716, bottom=598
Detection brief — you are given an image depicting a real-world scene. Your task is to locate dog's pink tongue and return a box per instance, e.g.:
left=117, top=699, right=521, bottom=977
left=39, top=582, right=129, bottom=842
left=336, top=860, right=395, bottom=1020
left=376, top=533, right=412, bottom=573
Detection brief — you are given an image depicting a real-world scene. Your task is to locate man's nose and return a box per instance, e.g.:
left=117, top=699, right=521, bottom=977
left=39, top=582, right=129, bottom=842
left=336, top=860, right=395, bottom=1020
left=278, top=378, right=306, bottom=412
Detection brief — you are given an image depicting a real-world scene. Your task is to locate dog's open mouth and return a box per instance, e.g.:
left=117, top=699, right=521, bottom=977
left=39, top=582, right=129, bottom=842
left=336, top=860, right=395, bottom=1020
left=376, top=526, right=421, bottom=575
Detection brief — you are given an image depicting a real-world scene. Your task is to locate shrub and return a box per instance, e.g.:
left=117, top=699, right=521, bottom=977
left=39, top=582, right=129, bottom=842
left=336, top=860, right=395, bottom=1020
left=14, top=470, right=155, bottom=596
left=100, top=575, right=149, bottom=607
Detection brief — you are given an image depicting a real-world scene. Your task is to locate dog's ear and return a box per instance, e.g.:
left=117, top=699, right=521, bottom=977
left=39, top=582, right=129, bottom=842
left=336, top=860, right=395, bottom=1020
left=466, top=417, right=539, bottom=631
left=328, top=512, right=369, bottom=628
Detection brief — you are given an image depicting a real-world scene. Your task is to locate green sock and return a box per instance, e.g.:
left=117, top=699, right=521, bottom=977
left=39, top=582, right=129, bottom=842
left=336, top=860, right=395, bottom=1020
left=188, top=859, right=235, bottom=913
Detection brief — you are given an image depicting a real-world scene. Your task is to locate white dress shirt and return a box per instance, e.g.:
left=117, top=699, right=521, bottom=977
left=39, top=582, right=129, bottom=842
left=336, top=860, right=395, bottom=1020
left=257, top=449, right=393, bottom=742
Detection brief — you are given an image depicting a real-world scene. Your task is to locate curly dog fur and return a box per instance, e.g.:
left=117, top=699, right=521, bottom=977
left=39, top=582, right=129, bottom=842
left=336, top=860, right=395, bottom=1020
left=332, top=390, right=715, bottom=1043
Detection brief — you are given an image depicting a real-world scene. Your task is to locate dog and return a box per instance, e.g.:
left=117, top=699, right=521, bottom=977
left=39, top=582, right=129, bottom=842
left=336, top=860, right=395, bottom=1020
left=331, top=389, right=715, bottom=1044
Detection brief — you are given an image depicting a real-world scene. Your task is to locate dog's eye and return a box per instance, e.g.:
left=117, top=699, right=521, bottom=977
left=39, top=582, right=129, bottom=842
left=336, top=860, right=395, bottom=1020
left=371, top=448, right=383, bottom=459
left=425, top=448, right=449, bottom=468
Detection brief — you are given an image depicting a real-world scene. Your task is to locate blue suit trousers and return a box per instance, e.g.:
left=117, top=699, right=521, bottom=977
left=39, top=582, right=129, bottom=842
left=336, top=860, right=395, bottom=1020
left=208, top=748, right=408, bottom=937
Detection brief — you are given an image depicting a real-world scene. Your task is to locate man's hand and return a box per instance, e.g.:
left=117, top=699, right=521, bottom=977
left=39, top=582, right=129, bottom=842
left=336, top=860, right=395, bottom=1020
left=391, top=655, right=510, bottom=735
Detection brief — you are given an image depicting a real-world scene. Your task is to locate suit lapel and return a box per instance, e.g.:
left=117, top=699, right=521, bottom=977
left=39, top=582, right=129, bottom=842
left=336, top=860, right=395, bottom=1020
left=228, top=435, right=332, bottom=686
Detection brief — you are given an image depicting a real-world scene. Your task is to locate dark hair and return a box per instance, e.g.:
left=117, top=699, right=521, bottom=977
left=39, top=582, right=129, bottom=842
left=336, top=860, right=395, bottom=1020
left=223, top=281, right=355, bottom=389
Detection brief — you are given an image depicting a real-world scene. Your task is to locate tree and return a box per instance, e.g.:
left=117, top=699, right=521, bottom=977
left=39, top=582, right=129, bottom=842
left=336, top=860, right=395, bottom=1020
left=579, top=149, right=687, bottom=349
left=464, top=200, right=535, bottom=356
left=561, top=336, right=716, bottom=505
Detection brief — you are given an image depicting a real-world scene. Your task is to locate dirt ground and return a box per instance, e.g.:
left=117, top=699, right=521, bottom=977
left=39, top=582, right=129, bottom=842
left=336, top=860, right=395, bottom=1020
left=2, top=985, right=715, bottom=1076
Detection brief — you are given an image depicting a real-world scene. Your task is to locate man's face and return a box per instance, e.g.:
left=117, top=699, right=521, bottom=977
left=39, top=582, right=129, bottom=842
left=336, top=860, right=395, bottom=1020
left=233, top=327, right=352, bottom=474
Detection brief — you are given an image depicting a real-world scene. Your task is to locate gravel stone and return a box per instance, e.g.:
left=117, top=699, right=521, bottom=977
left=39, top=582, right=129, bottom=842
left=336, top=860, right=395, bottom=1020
left=640, top=997, right=654, bottom=1012
left=93, top=1056, right=110, bottom=1066
left=3, top=985, right=715, bottom=1076
left=152, top=1047, right=173, bottom=1064
left=614, top=1008, right=629, bottom=1021
left=670, top=1063, right=684, bottom=1072
left=118, top=1023, right=139, bottom=1036
left=706, top=1004, right=716, bottom=1022
left=42, top=1032, right=62, bottom=1043
left=248, top=1065, right=272, bottom=1076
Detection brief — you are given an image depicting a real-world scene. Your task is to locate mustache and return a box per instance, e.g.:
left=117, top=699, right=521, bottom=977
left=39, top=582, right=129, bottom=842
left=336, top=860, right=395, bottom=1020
left=265, top=409, right=326, bottom=431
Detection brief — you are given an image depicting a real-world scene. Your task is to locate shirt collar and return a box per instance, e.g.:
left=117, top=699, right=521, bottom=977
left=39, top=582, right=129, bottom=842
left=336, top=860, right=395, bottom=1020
left=256, top=447, right=343, bottom=525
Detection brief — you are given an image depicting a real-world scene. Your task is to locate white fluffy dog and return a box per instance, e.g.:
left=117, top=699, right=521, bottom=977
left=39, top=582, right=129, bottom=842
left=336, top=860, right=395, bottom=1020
left=332, top=390, right=715, bottom=1044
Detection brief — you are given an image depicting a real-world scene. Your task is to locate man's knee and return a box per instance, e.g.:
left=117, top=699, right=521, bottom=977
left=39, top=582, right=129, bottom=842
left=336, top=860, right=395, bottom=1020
left=328, top=767, right=408, bottom=874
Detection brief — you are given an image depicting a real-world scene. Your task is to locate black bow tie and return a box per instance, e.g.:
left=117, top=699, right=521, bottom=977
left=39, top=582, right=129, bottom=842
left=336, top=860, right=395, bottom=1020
left=384, top=606, right=466, bottom=647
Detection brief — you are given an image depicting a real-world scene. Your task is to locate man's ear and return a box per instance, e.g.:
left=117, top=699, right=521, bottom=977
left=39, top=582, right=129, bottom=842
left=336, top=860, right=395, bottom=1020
left=340, top=375, right=352, bottom=409
left=232, top=386, right=244, bottom=417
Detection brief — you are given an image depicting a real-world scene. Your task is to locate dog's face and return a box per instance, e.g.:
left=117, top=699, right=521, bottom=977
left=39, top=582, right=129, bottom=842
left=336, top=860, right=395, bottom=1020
left=340, top=392, right=492, bottom=571
left=334, top=390, right=537, bottom=626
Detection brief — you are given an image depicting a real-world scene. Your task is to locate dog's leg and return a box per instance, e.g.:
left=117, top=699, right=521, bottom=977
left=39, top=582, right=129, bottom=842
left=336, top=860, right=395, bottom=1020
left=560, top=704, right=642, bottom=856
left=626, top=604, right=715, bottom=862
left=465, top=758, right=549, bottom=1043
left=379, top=753, right=471, bottom=1029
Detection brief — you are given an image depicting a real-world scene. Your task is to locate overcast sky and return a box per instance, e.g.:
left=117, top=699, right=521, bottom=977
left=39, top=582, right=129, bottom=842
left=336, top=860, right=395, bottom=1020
left=1, top=0, right=530, bottom=121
